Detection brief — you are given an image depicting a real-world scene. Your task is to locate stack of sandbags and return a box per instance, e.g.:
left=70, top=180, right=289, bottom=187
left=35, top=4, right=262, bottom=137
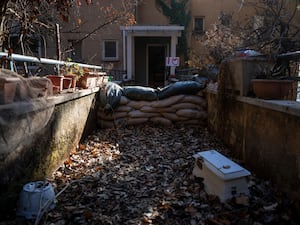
left=97, top=94, right=207, bottom=128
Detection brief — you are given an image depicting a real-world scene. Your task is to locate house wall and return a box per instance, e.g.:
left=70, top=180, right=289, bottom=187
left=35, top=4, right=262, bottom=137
left=137, top=0, right=169, bottom=25
left=59, top=0, right=126, bottom=70
left=191, top=0, right=247, bottom=31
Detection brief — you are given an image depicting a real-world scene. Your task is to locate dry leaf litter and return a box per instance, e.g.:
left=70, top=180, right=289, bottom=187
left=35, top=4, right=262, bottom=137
left=10, top=124, right=300, bottom=225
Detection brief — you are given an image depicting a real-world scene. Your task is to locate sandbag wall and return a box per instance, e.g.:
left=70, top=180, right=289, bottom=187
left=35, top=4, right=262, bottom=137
left=97, top=81, right=208, bottom=128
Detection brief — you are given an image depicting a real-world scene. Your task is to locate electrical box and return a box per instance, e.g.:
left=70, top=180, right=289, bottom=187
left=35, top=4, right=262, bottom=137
left=192, top=150, right=251, bottom=202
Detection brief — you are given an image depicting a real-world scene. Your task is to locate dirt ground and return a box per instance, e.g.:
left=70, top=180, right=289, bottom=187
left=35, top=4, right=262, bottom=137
left=6, top=124, right=300, bottom=225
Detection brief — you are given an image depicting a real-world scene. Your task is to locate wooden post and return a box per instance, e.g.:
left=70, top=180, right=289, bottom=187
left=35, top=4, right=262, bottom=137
left=56, top=24, right=61, bottom=61
left=55, top=23, right=61, bottom=75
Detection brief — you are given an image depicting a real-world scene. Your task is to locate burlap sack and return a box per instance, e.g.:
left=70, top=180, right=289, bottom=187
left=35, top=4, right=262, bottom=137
left=149, top=117, right=173, bottom=126
left=127, top=118, right=149, bottom=125
left=128, top=110, right=160, bottom=118
left=151, top=95, right=184, bottom=108
left=181, top=95, right=207, bottom=108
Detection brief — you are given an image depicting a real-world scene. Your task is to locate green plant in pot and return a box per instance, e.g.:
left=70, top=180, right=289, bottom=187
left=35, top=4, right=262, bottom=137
left=60, top=58, right=84, bottom=90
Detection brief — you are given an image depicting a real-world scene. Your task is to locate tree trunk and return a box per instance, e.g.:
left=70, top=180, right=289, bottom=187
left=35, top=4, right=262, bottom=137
left=0, top=2, right=8, bottom=51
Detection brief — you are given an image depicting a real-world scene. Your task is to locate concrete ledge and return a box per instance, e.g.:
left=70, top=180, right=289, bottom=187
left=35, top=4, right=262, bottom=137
left=0, top=87, right=100, bottom=115
left=47, top=87, right=100, bottom=105
left=237, top=96, right=300, bottom=117
left=206, top=88, right=300, bottom=117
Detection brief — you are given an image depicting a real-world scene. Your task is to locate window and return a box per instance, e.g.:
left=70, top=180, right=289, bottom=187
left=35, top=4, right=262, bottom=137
left=102, top=40, right=119, bottom=61
left=194, top=17, right=204, bottom=34
left=9, top=35, right=42, bottom=56
left=219, top=12, right=232, bottom=26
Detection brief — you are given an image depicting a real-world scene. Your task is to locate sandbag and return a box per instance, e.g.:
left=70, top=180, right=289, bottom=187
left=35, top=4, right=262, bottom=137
left=99, top=82, right=123, bottom=114
left=149, top=117, right=173, bottom=126
left=120, top=96, right=129, bottom=105
left=128, top=110, right=160, bottom=118
left=176, top=109, right=206, bottom=119
left=157, top=81, right=205, bottom=99
left=161, top=112, right=188, bottom=121
left=127, top=118, right=148, bottom=125
left=171, top=102, right=202, bottom=111
left=127, top=100, right=151, bottom=110
left=115, top=105, right=133, bottom=113
left=151, top=95, right=184, bottom=108
left=140, top=105, right=175, bottom=113
left=181, top=95, right=207, bottom=108
left=113, top=118, right=127, bottom=127
left=123, top=86, right=158, bottom=101
left=98, top=111, right=128, bottom=121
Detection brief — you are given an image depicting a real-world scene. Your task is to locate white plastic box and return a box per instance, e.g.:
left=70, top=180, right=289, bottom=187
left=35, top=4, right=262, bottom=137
left=192, top=150, right=251, bottom=202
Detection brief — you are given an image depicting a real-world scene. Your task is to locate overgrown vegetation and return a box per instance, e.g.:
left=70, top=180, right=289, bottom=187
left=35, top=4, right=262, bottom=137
left=155, top=0, right=191, bottom=61
left=0, top=0, right=139, bottom=61
left=192, top=0, right=300, bottom=69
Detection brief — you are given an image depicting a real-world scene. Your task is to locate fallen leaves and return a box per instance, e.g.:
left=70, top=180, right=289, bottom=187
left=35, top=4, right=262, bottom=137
left=9, top=123, right=300, bottom=225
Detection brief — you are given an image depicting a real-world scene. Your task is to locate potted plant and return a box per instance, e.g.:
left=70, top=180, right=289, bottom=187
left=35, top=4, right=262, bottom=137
left=77, top=70, right=108, bottom=89
left=60, top=58, right=84, bottom=91
left=251, top=61, right=296, bottom=100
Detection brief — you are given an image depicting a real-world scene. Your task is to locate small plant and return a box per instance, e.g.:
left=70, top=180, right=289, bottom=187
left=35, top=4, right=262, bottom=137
left=61, top=58, right=84, bottom=80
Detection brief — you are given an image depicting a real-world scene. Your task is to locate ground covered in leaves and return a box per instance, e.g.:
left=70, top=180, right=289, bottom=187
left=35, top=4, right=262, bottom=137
left=11, top=124, right=300, bottom=224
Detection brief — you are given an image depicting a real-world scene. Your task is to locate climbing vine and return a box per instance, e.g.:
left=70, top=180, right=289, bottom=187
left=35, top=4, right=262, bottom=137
left=155, top=0, right=191, bottom=61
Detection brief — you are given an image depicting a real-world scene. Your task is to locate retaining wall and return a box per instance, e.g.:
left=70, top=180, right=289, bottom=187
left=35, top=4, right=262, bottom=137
left=0, top=88, right=99, bottom=219
left=207, top=89, right=300, bottom=206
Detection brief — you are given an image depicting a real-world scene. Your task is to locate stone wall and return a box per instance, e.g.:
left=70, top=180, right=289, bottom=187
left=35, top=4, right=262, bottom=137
left=0, top=90, right=98, bottom=219
left=207, top=90, right=300, bottom=205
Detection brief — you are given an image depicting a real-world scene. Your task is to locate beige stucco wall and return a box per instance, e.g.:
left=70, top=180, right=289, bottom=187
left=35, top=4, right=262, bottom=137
left=59, top=0, right=127, bottom=69
left=137, top=0, right=169, bottom=25
left=191, top=0, right=246, bottom=31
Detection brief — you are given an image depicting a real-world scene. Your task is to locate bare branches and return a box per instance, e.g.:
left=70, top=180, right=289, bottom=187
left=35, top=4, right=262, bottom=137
left=241, top=0, right=300, bottom=55
left=64, top=0, right=137, bottom=44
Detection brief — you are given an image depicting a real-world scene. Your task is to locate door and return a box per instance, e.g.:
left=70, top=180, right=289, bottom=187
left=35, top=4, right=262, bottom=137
left=147, top=45, right=166, bottom=87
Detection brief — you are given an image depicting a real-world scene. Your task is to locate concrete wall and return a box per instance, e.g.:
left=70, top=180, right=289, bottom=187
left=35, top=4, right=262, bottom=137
left=207, top=90, right=300, bottom=205
left=0, top=89, right=99, bottom=219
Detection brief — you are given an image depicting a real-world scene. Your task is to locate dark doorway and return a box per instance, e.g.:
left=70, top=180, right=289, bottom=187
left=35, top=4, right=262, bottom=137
left=148, top=45, right=166, bottom=87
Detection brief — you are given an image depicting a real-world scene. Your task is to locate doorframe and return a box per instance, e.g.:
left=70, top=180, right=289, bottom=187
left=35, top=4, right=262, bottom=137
left=146, top=43, right=169, bottom=86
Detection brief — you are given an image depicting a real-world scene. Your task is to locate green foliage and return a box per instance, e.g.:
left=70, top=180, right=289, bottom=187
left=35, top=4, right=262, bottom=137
left=155, top=0, right=191, bottom=60
left=61, top=57, right=84, bottom=80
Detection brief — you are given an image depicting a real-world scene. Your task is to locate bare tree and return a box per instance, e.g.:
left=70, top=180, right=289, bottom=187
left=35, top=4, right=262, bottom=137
left=239, top=0, right=300, bottom=55
left=192, top=0, right=300, bottom=70
left=64, top=0, right=140, bottom=43
left=0, top=0, right=140, bottom=55
left=0, top=0, right=74, bottom=52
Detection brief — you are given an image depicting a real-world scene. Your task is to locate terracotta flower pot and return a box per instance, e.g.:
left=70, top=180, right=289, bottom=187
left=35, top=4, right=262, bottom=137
left=64, top=74, right=77, bottom=91
left=78, top=72, right=103, bottom=89
left=252, top=79, right=295, bottom=100
left=47, top=75, right=65, bottom=94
